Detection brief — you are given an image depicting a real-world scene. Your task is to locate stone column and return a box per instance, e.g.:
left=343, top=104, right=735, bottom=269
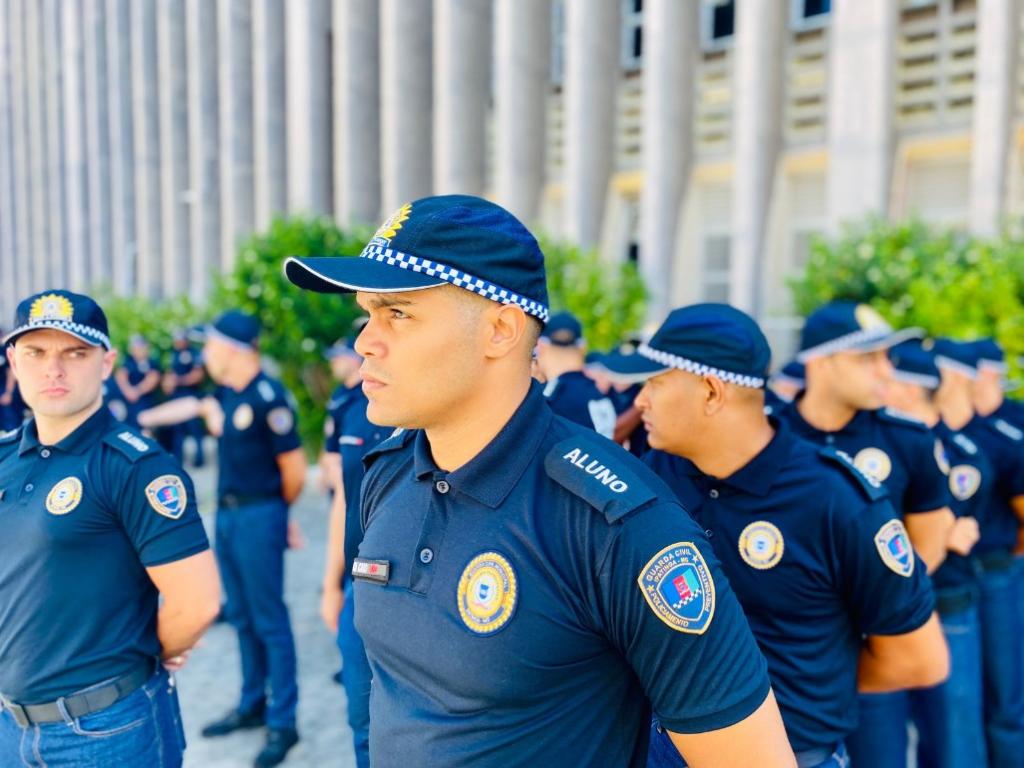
left=252, top=0, right=287, bottom=228
left=563, top=0, right=618, bottom=247
left=640, top=0, right=698, bottom=322
left=61, top=0, right=89, bottom=292
left=218, top=0, right=254, bottom=268
left=333, top=0, right=381, bottom=227
left=433, top=0, right=490, bottom=196
left=106, top=0, right=136, bottom=295
left=826, top=0, right=897, bottom=231
left=83, top=0, right=112, bottom=289
left=131, top=0, right=162, bottom=298
left=0, top=0, right=19, bottom=316
left=493, top=0, right=550, bottom=224
left=730, top=0, right=785, bottom=314
left=380, top=0, right=433, bottom=212
left=969, top=0, right=1020, bottom=235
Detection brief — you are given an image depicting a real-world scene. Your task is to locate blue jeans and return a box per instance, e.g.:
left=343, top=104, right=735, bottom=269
left=845, top=691, right=908, bottom=768
left=910, top=599, right=986, bottom=768
left=0, top=668, right=184, bottom=768
left=336, top=580, right=371, bottom=768
left=646, top=719, right=848, bottom=768
left=215, top=499, right=298, bottom=729
left=978, top=563, right=1024, bottom=766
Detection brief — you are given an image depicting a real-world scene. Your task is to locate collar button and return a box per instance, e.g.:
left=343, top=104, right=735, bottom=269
left=709, top=489, right=719, bottom=499
left=40, top=449, right=50, bottom=458
left=435, top=480, right=450, bottom=494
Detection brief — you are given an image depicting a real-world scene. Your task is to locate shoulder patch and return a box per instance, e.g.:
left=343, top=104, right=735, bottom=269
left=879, top=407, right=929, bottom=431
left=994, top=418, right=1024, bottom=442
left=952, top=433, right=979, bottom=455
left=818, top=446, right=889, bottom=503
left=104, top=429, right=157, bottom=462
left=362, top=427, right=415, bottom=469
left=257, top=379, right=277, bottom=403
left=0, top=427, right=21, bottom=445
left=545, top=435, right=658, bottom=524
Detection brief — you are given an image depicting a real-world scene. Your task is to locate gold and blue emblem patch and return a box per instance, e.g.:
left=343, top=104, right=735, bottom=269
left=638, top=542, right=716, bottom=634
left=29, top=293, right=74, bottom=322
left=267, top=407, right=294, bottom=435
left=45, top=476, right=83, bottom=515
left=738, top=521, right=785, bottom=570
left=949, top=465, right=982, bottom=501
left=875, top=519, right=915, bottom=577
left=232, top=403, right=254, bottom=431
left=854, top=447, right=893, bottom=483
left=854, top=304, right=887, bottom=330
left=368, top=202, right=412, bottom=248
left=145, top=475, right=188, bottom=520
left=457, top=551, right=518, bottom=635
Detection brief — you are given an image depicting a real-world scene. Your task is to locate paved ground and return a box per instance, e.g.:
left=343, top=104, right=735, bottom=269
left=176, top=455, right=356, bottom=768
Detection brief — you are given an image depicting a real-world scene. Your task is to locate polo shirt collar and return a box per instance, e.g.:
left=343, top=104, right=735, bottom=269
left=20, top=405, right=112, bottom=456
left=719, top=418, right=794, bottom=497
left=413, top=380, right=553, bottom=508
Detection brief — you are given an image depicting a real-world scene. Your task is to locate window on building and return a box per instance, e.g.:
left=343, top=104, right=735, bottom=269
left=701, top=0, right=735, bottom=51
left=790, top=0, right=831, bottom=30
left=621, top=0, right=643, bottom=72
left=551, top=0, right=565, bottom=87
left=702, top=234, right=732, bottom=303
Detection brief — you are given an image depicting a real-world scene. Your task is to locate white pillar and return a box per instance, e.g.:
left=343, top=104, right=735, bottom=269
left=131, top=0, right=162, bottom=298
left=493, top=0, right=550, bottom=225
left=252, top=0, right=287, bottom=228
left=285, top=0, right=332, bottom=214
left=563, top=0, right=618, bottom=247
left=826, top=0, right=897, bottom=231
left=380, top=0, right=433, bottom=212
left=157, top=0, right=190, bottom=297
left=61, top=0, right=89, bottom=292
left=434, top=0, right=490, bottom=196
left=0, top=0, right=19, bottom=317
left=969, top=0, right=1020, bottom=235
left=106, top=0, right=135, bottom=295
left=83, top=0, right=112, bottom=290
left=42, top=0, right=66, bottom=290
left=333, top=0, right=381, bottom=227
left=730, top=0, right=785, bottom=315
left=218, top=0, right=254, bottom=268
left=640, top=0, right=698, bottom=322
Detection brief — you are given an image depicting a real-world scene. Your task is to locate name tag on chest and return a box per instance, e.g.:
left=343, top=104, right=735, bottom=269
left=352, top=558, right=390, bottom=585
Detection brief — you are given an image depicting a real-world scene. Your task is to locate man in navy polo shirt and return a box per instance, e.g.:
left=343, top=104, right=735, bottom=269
left=318, top=324, right=386, bottom=768
left=0, top=290, right=220, bottom=767
left=629, top=304, right=946, bottom=768
left=116, top=334, right=163, bottom=427
left=884, top=340, right=989, bottom=767
left=284, top=195, right=796, bottom=768
left=164, top=328, right=207, bottom=468
left=535, top=311, right=617, bottom=438
left=765, top=359, right=805, bottom=415
left=139, top=311, right=307, bottom=768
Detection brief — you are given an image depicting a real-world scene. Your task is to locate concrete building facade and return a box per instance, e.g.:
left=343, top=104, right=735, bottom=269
left=0, top=0, right=1019, bottom=360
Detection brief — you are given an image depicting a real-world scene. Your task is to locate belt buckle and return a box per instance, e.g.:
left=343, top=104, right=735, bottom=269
left=5, top=701, right=30, bottom=728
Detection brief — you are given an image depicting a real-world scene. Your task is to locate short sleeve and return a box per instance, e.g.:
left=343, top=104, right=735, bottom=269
left=596, top=503, right=770, bottom=734
left=902, top=430, right=954, bottom=513
left=324, top=410, right=340, bottom=454
left=836, top=499, right=935, bottom=636
left=260, top=389, right=302, bottom=456
left=109, top=454, right=209, bottom=567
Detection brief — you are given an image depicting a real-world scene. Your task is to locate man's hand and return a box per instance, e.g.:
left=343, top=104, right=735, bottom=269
left=321, top=583, right=344, bottom=633
left=948, top=517, right=980, bottom=556
left=288, top=520, right=306, bottom=550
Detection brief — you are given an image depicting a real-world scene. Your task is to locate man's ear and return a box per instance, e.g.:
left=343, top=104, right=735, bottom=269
left=702, top=375, right=729, bottom=416
left=484, top=304, right=528, bottom=361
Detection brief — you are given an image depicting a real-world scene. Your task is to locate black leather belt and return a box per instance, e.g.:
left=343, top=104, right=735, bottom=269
left=1, top=661, right=154, bottom=728
left=935, top=587, right=977, bottom=615
left=219, top=493, right=279, bottom=509
left=977, top=550, right=1014, bottom=573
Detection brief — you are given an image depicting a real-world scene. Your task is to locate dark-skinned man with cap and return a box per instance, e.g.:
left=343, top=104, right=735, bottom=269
left=776, top=302, right=955, bottom=767
left=0, top=290, right=221, bottom=767
left=284, top=194, right=796, bottom=768
left=616, top=304, right=947, bottom=768
left=139, top=310, right=307, bottom=768
left=882, top=340, right=988, bottom=768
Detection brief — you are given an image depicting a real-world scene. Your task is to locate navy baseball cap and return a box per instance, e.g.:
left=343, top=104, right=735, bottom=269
left=797, top=301, right=923, bottom=362
left=283, top=195, right=550, bottom=322
left=932, top=338, right=978, bottom=379
left=3, top=290, right=112, bottom=349
left=207, top=310, right=260, bottom=349
left=540, top=312, right=584, bottom=347
left=599, top=303, right=770, bottom=388
left=771, top=360, right=805, bottom=387
left=889, top=341, right=941, bottom=390
left=972, top=338, right=1007, bottom=373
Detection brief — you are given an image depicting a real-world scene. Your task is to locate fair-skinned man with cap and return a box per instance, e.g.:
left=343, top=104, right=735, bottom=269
left=317, top=321, right=384, bottom=768
left=116, top=334, right=163, bottom=427
left=930, top=339, right=1024, bottom=767
left=620, top=304, right=946, bottom=768
left=535, top=311, right=617, bottom=438
left=139, top=310, right=306, bottom=768
left=163, top=329, right=207, bottom=468
left=284, top=194, right=796, bottom=768
left=0, top=290, right=221, bottom=767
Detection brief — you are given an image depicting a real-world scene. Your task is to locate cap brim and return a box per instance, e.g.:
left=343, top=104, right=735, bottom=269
left=284, top=256, right=446, bottom=294
left=590, top=352, right=669, bottom=384
left=850, top=327, right=925, bottom=354
left=4, top=323, right=109, bottom=349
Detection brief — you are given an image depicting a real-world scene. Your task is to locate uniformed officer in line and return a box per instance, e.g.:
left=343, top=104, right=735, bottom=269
left=765, top=359, right=804, bottom=413
left=882, top=340, right=988, bottom=768
left=284, top=194, right=796, bottom=768
left=534, top=311, right=618, bottom=438
left=776, top=302, right=955, bottom=766
left=971, top=337, right=1024, bottom=427
left=0, top=337, right=26, bottom=431
left=586, top=348, right=651, bottom=457
left=930, top=339, right=1024, bottom=767
left=317, top=325, right=386, bottom=768
left=612, top=304, right=946, bottom=768
left=164, top=328, right=207, bottom=468
left=0, top=290, right=221, bottom=767
left=138, top=310, right=307, bottom=768
left=116, top=334, right=163, bottom=427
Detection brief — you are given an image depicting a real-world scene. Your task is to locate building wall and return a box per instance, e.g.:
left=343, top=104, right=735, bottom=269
left=0, top=0, right=1017, bottom=364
